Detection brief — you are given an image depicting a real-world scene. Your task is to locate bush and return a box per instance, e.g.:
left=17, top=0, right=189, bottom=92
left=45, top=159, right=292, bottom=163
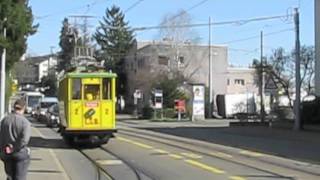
left=163, top=108, right=176, bottom=119
left=301, top=97, right=320, bottom=124
left=142, top=105, right=153, bottom=119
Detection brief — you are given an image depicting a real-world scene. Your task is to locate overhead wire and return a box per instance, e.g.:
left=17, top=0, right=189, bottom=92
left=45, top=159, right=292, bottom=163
left=35, top=0, right=107, bottom=20
left=125, top=0, right=145, bottom=13
left=167, top=0, right=209, bottom=22
left=219, top=28, right=294, bottom=44
left=132, top=13, right=293, bottom=31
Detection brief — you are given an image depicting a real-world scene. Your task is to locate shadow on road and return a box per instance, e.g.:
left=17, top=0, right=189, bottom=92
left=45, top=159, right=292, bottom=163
left=29, top=136, right=70, bottom=149
left=142, top=126, right=320, bottom=164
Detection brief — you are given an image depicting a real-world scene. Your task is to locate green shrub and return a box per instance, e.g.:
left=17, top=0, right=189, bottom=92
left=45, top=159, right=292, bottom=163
left=163, top=108, right=176, bottom=119
left=142, top=105, right=153, bottom=119
left=301, top=97, right=320, bottom=124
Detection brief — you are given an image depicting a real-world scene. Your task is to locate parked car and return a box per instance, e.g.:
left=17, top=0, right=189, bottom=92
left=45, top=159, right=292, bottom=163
left=45, top=104, right=60, bottom=127
left=37, top=97, right=58, bottom=122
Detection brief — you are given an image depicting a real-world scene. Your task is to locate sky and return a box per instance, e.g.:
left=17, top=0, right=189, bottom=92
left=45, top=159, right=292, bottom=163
left=27, top=0, right=315, bottom=66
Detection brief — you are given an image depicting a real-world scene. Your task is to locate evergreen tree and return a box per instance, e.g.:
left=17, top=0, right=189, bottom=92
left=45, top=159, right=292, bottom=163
left=0, top=0, right=37, bottom=70
left=58, top=18, right=77, bottom=71
left=94, top=5, right=135, bottom=96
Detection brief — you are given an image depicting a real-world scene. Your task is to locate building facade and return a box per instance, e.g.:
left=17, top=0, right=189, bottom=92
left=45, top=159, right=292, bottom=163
left=14, top=55, right=58, bottom=84
left=226, top=67, right=259, bottom=95
left=124, top=41, right=232, bottom=109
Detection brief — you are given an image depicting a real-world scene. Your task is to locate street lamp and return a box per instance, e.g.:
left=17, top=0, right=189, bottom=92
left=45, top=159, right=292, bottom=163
left=0, top=17, right=7, bottom=120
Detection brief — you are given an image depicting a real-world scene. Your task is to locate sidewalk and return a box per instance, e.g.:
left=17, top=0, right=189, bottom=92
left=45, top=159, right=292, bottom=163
left=0, top=127, right=70, bottom=180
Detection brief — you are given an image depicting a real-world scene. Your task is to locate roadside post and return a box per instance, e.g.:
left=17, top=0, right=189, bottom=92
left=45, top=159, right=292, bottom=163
left=153, top=89, right=163, bottom=120
left=174, top=99, right=186, bottom=121
left=133, top=89, right=142, bottom=119
left=191, top=84, right=205, bottom=121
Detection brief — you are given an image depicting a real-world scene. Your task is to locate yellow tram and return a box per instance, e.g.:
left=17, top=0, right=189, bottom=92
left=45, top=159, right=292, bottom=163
left=58, top=67, right=117, bottom=144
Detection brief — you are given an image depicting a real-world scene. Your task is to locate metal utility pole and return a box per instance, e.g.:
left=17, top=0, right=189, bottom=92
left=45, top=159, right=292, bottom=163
left=48, top=46, right=55, bottom=76
left=69, top=15, right=95, bottom=46
left=208, top=17, right=213, bottom=118
left=294, top=8, right=301, bottom=130
left=260, top=31, right=265, bottom=122
left=0, top=18, right=7, bottom=120
left=315, top=0, right=320, bottom=96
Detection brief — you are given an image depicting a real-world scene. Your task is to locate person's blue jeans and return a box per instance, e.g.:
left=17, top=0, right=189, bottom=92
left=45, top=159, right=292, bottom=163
left=2, top=148, right=30, bottom=180
left=4, top=158, right=30, bottom=180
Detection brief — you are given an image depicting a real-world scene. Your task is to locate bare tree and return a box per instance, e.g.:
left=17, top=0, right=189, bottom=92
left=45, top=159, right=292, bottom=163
left=262, top=46, right=315, bottom=109
left=158, top=10, right=202, bottom=79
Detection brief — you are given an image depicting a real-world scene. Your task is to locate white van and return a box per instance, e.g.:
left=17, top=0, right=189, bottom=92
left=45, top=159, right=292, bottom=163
left=22, top=91, right=44, bottom=114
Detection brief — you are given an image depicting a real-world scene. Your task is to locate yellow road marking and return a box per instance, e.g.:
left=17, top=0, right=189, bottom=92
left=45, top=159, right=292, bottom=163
left=117, top=137, right=133, bottom=142
left=185, top=159, right=225, bottom=174
left=240, top=150, right=264, bottom=157
left=210, top=152, right=233, bottom=159
left=117, top=137, right=153, bottom=149
left=49, top=149, right=71, bottom=180
left=229, top=176, right=247, bottom=180
left=132, top=142, right=153, bottom=149
left=180, top=152, right=202, bottom=159
left=154, top=149, right=169, bottom=154
left=169, top=154, right=184, bottom=159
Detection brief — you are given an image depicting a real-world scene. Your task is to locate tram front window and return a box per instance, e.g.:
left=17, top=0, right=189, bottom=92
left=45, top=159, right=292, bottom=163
left=72, top=78, right=81, bottom=100
left=84, top=85, right=100, bottom=100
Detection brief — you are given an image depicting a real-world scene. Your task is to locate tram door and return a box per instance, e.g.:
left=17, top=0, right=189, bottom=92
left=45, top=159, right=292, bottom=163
left=100, top=78, right=114, bottom=129
left=70, top=78, right=83, bottom=128
left=82, top=78, right=101, bottom=128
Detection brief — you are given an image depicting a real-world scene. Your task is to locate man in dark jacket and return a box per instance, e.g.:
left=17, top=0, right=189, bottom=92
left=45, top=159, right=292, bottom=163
left=0, top=99, right=31, bottom=180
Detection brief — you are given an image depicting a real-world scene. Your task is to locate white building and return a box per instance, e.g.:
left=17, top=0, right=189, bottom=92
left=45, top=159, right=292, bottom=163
left=14, top=55, right=58, bottom=84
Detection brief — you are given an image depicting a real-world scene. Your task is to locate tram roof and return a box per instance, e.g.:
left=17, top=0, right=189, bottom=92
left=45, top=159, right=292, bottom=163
left=65, top=72, right=117, bottom=78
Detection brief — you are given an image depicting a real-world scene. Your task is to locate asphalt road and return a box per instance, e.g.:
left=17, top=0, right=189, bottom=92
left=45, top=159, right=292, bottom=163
left=15, top=116, right=320, bottom=180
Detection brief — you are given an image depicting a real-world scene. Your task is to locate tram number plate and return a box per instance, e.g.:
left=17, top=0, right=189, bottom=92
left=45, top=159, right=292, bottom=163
left=85, top=102, right=99, bottom=108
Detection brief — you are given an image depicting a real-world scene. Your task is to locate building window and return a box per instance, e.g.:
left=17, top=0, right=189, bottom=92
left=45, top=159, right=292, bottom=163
left=234, top=79, right=245, bottom=85
left=138, top=58, right=145, bottom=68
left=158, top=56, right=169, bottom=66
left=178, top=56, right=185, bottom=68
left=227, top=79, right=230, bottom=85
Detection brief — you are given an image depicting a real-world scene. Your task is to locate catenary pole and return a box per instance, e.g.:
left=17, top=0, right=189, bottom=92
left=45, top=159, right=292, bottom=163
left=260, top=31, right=265, bottom=122
left=315, top=0, right=320, bottom=96
left=208, top=17, right=213, bottom=118
left=294, top=8, right=301, bottom=130
left=0, top=18, right=7, bottom=120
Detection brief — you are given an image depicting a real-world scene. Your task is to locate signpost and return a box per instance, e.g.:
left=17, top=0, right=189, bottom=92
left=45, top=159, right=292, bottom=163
left=174, top=99, right=186, bottom=121
left=133, top=89, right=142, bottom=118
left=153, top=89, right=163, bottom=119
left=192, top=84, right=205, bottom=121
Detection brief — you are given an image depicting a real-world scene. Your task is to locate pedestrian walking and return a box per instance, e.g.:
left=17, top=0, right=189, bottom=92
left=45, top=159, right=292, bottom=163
left=0, top=99, right=31, bottom=180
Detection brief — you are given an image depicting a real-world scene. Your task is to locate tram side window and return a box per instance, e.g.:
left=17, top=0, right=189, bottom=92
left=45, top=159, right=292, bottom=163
left=72, top=78, right=82, bottom=100
left=84, top=85, right=100, bottom=100
left=102, top=78, right=112, bottom=100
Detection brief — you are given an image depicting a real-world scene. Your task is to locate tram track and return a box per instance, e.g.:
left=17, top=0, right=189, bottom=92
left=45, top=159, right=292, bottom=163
left=117, top=127, right=320, bottom=179
left=78, top=146, right=147, bottom=180
left=34, top=119, right=146, bottom=180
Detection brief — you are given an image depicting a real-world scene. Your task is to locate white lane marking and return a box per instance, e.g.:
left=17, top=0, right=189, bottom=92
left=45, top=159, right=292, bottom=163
left=33, top=127, right=47, bottom=139
left=96, top=160, right=123, bottom=165
left=49, top=149, right=71, bottom=180
left=240, top=150, right=264, bottom=157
